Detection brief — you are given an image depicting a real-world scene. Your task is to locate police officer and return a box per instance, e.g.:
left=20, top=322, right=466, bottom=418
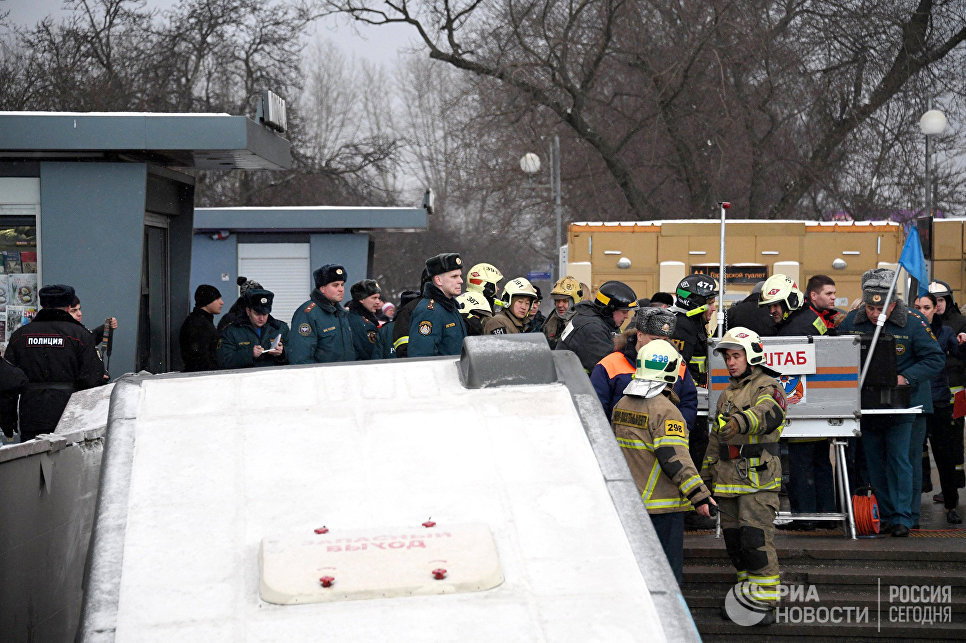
left=484, top=278, right=537, bottom=335
left=408, top=253, right=467, bottom=357
left=838, top=269, right=944, bottom=536
left=758, top=273, right=807, bottom=334
left=613, top=339, right=716, bottom=583
left=346, top=279, right=384, bottom=360
left=725, top=281, right=777, bottom=337
left=3, top=284, right=105, bottom=441
left=542, top=276, right=582, bottom=349
left=465, top=262, right=503, bottom=311
left=179, top=284, right=223, bottom=372
left=668, top=273, right=718, bottom=386
left=288, top=264, right=356, bottom=364
left=217, top=289, right=288, bottom=369
left=555, top=280, right=637, bottom=371
left=591, top=306, right=698, bottom=428
left=702, top=327, right=787, bottom=622
left=456, top=291, right=492, bottom=336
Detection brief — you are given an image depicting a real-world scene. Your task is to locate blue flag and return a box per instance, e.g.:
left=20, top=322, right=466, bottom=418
left=899, top=225, right=929, bottom=297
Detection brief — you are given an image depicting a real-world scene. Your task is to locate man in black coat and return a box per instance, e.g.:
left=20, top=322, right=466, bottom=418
left=179, top=284, right=224, bottom=372
left=725, top=282, right=777, bottom=337
left=3, top=284, right=105, bottom=441
left=555, top=280, right=637, bottom=371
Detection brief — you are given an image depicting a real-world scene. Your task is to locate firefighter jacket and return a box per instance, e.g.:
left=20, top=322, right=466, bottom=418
left=725, top=294, right=777, bottom=337
left=778, top=304, right=833, bottom=337
left=541, top=309, right=574, bottom=349
left=669, top=306, right=711, bottom=386
left=612, top=388, right=712, bottom=514
left=702, top=366, right=787, bottom=497
left=3, top=308, right=105, bottom=439
left=347, top=300, right=384, bottom=361
left=939, top=306, right=966, bottom=388
left=288, top=290, right=356, bottom=364
left=483, top=309, right=526, bottom=334
left=408, top=283, right=467, bottom=357
left=838, top=300, right=944, bottom=413
left=590, top=337, right=698, bottom=429
left=554, top=301, right=618, bottom=371
left=217, top=315, right=289, bottom=369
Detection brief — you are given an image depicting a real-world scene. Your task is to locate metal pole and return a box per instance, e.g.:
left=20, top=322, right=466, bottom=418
left=858, top=267, right=902, bottom=389
left=717, top=202, right=728, bottom=338
left=553, top=135, right=562, bottom=283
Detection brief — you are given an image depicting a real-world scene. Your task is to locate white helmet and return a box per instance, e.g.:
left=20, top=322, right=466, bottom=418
left=714, top=327, right=766, bottom=367
left=499, top=277, right=538, bottom=309
left=758, top=273, right=802, bottom=319
left=456, top=291, right=492, bottom=316
left=623, top=339, right=681, bottom=398
left=466, top=263, right=503, bottom=299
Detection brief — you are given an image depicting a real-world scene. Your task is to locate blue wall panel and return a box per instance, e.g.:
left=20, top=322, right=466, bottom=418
left=310, top=233, right=371, bottom=304
left=189, top=233, right=238, bottom=321
left=40, top=163, right=146, bottom=377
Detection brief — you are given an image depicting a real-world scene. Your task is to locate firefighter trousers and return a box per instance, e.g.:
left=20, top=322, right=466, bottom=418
left=719, top=491, right=780, bottom=606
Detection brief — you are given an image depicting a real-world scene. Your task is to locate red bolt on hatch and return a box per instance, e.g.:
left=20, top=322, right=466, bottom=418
left=432, top=568, right=447, bottom=580
left=314, top=526, right=329, bottom=534
left=319, top=576, right=335, bottom=588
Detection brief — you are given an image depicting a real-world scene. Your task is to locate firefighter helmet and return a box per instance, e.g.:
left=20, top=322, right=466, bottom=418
left=466, top=262, right=503, bottom=300
left=674, top=274, right=719, bottom=312
left=594, top=281, right=638, bottom=315
left=634, top=339, right=682, bottom=384
left=551, top=276, right=583, bottom=303
left=928, top=280, right=952, bottom=298
left=758, top=273, right=802, bottom=318
left=500, top=277, right=538, bottom=307
left=456, top=291, right=492, bottom=316
left=714, top=327, right=766, bottom=367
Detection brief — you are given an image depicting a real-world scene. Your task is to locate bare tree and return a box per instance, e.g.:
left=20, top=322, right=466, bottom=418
left=327, top=0, right=966, bottom=221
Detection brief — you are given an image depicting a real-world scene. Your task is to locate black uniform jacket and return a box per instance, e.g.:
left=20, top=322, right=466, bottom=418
left=3, top=308, right=104, bottom=439
left=670, top=308, right=710, bottom=386
left=554, top=301, right=618, bottom=371
left=180, top=307, right=220, bottom=371
left=725, top=294, right=777, bottom=337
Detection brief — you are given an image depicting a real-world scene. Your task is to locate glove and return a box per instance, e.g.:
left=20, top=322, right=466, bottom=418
left=719, top=417, right=741, bottom=441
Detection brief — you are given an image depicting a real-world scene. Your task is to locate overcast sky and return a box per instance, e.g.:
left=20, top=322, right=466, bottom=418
left=1, top=0, right=417, bottom=65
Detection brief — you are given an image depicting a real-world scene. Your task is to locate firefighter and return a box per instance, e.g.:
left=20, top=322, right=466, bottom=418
left=484, top=278, right=538, bottom=335
left=725, top=281, right=777, bottom=337
left=555, top=280, right=638, bottom=371
left=668, top=273, right=718, bottom=386
left=217, top=289, right=288, bottom=369
left=928, top=280, right=966, bottom=494
left=758, top=273, right=804, bottom=333
left=702, top=327, right=786, bottom=622
left=543, top=276, right=582, bottom=349
left=612, top=339, right=715, bottom=584
left=288, top=264, right=356, bottom=364
left=346, top=279, right=384, bottom=360
left=591, top=306, right=698, bottom=429
left=3, top=284, right=105, bottom=441
left=456, top=291, right=492, bottom=336
left=408, top=253, right=467, bottom=357
left=465, top=262, right=503, bottom=311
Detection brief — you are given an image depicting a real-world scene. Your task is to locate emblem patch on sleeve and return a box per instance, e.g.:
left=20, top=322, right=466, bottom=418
left=298, top=323, right=312, bottom=336
left=664, top=419, right=686, bottom=437
left=772, top=386, right=787, bottom=410
left=367, top=330, right=378, bottom=343
left=612, top=409, right=648, bottom=430
left=418, top=320, right=433, bottom=335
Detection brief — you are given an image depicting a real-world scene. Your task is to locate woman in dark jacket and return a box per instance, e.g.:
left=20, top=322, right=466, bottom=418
left=916, top=293, right=965, bottom=524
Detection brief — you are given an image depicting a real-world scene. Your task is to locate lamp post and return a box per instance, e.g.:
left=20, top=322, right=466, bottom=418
left=918, top=108, right=947, bottom=297
left=520, top=135, right=562, bottom=282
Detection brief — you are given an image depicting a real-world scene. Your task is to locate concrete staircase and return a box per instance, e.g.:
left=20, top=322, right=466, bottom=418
left=682, top=531, right=966, bottom=641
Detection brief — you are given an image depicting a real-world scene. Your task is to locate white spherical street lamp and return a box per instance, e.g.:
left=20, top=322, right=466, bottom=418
left=919, top=109, right=948, bottom=136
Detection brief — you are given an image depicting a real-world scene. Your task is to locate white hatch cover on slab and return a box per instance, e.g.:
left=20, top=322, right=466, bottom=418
left=259, top=522, right=503, bottom=604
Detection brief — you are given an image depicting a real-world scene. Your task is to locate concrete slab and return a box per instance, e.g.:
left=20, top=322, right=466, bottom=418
left=80, top=347, right=700, bottom=642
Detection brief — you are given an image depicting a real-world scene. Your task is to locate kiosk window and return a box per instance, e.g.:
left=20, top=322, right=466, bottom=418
left=0, top=216, right=38, bottom=352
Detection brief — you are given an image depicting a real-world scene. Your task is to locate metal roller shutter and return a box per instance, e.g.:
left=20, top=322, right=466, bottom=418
left=237, top=243, right=311, bottom=325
